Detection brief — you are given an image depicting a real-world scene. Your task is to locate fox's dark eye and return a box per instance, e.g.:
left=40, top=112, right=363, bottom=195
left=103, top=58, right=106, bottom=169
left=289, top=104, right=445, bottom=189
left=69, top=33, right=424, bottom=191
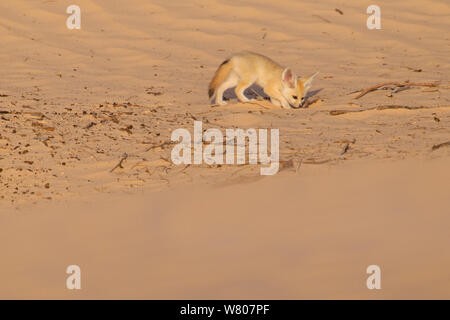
left=292, top=95, right=298, bottom=100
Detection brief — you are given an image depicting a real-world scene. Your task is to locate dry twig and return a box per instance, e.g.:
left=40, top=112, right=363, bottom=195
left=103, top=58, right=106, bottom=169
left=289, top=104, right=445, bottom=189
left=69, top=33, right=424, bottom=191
left=354, top=81, right=439, bottom=99
left=329, top=104, right=437, bottom=115
left=146, top=141, right=176, bottom=152
left=110, top=153, right=128, bottom=172
left=431, top=141, right=450, bottom=151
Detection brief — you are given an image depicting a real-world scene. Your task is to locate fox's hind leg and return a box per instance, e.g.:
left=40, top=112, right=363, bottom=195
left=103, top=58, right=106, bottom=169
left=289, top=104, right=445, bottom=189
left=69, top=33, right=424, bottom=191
left=235, top=81, right=253, bottom=103
left=216, top=72, right=239, bottom=105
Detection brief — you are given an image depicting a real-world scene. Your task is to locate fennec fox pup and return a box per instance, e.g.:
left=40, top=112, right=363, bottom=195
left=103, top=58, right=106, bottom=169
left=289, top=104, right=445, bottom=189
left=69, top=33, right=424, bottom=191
left=208, top=52, right=319, bottom=109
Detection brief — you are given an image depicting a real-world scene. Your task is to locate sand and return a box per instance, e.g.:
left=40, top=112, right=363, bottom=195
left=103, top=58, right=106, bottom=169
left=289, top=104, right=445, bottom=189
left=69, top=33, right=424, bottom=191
left=0, top=0, right=449, bottom=298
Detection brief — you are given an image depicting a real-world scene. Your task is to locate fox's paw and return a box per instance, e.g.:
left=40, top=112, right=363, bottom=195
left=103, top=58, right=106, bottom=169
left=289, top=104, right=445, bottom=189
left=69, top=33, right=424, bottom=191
left=280, top=100, right=292, bottom=109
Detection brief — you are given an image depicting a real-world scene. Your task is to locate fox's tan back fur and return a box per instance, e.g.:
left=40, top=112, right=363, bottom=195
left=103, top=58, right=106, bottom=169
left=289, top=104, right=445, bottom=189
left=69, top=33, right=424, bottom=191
left=208, top=52, right=318, bottom=109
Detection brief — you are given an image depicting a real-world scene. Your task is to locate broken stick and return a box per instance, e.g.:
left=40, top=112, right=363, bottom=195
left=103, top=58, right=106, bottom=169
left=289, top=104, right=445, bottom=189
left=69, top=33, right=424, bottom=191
left=354, top=81, right=439, bottom=99
left=329, top=104, right=430, bottom=115
left=340, top=143, right=350, bottom=155
left=431, top=141, right=450, bottom=151
left=110, top=153, right=128, bottom=172
left=146, top=141, right=176, bottom=152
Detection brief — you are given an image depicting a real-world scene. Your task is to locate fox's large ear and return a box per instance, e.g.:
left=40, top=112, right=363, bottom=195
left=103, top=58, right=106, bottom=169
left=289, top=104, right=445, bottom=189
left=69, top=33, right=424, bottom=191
left=282, top=68, right=296, bottom=88
left=301, top=71, right=319, bottom=90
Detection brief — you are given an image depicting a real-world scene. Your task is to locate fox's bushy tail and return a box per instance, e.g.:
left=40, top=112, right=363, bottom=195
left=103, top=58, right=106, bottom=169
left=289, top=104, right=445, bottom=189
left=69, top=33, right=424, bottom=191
left=208, top=59, right=232, bottom=99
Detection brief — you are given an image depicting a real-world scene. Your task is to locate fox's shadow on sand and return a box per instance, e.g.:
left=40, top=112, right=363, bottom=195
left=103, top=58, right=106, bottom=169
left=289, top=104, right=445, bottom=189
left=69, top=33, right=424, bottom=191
left=222, top=84, right=322, bottom=106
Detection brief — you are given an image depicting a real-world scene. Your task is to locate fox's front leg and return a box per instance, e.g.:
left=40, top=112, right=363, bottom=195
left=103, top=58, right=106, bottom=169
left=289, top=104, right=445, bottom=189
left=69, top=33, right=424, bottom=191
left=270, top=97, right=291, bottom=109
left=278, top=97, right=291, bottom=109
left=270, top=97, right=281, bottom=107
left=265, top=87, right=291, bottom=109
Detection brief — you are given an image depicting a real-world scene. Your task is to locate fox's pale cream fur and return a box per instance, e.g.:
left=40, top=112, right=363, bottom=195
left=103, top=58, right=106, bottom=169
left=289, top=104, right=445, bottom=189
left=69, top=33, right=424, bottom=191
left=208, top=52, right=318, bottom=109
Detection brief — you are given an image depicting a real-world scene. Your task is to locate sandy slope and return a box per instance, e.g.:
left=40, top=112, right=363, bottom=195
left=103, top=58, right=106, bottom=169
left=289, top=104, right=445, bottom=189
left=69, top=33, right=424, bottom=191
left=0, top=0, right=449, bottom=298
left=1, top=158, right=450, bottom=299
left=0, top=0, right=449, bottom=207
